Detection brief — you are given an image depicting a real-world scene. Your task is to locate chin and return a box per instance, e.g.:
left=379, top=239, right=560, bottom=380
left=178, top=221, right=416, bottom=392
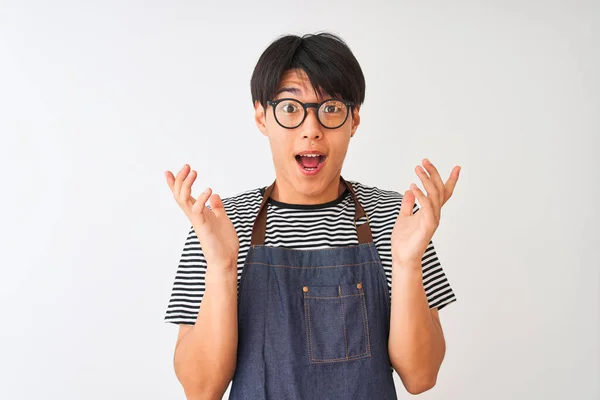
left=292, top=172, right=333, bottom=195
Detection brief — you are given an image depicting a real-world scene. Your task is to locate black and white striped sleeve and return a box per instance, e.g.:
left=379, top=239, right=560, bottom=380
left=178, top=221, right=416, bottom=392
left=164, top=226, right=206, bottom=325
left=405, top=198, right=457, bottom=311
left=421, top=240, right=457, bottom=310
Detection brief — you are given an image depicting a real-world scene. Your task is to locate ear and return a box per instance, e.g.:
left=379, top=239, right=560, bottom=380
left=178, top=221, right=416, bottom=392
left=254, top=101, right=268, bottom=137
left=350, top=105, right=361, bottom=137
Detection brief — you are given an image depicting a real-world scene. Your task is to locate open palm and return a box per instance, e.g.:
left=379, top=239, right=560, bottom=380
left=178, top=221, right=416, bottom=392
left=165, top=164, right=239, bottom=270
left=391, top=159, right=461, bottom=268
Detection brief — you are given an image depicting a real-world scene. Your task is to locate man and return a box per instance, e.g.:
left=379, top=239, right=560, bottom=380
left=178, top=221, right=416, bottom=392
left=164, top=32, right=461, bottom=399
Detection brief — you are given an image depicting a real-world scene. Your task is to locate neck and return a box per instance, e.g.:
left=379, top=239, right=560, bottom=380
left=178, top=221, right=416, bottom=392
left=270, top=175, right=345, bottom=205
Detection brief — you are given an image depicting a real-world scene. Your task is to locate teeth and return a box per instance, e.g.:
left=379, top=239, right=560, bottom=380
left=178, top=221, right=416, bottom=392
left=299, top=154, right=321, bottom=157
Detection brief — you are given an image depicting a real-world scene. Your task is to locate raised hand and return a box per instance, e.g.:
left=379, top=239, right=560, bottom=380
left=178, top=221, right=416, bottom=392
left=391, top=159, right=460, bottom=269
left=165, top=164, right=239, bottom=271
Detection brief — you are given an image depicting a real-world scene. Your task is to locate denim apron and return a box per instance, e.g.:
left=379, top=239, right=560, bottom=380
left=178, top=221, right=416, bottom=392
left=229, top=177, right=398, bottom=399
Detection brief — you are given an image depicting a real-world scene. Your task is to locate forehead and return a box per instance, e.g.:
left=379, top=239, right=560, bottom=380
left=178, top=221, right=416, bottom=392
left=276, top=69, right=329, bottom=99
left=278, top=69, right=310, bottom=88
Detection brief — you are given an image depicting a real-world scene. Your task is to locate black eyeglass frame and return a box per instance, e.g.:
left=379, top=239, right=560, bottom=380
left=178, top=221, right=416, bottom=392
left=266, top=98, right=355, bottom=130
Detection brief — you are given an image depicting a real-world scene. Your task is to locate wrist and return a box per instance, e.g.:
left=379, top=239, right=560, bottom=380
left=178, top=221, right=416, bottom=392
left=391, top=262, right=423, bottom=285
left=206, top=261, right=238, bottom=281
left=392, top=259, right=422, bottom=271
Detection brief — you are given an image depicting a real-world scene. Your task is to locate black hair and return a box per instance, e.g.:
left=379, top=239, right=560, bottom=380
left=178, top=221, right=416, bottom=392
left=250, top=32, right=366, bottom=109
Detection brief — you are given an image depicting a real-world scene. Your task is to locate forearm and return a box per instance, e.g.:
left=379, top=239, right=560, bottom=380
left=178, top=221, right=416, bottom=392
left=174, top=265, right=239, bottom=399
left=388, top=262, right=445, bottom=394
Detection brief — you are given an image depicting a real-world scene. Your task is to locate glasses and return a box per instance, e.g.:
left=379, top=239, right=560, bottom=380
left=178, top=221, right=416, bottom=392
left=266, top=98, right=354, bottom=129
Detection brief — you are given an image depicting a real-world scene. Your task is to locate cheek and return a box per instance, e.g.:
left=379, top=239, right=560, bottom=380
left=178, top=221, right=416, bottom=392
left=330, top=133, right=352, bottom=159
left=267, top=132, right=294, bottom=162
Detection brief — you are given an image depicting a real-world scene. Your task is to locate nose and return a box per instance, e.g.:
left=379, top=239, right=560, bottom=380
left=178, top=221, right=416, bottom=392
left=301, top=107, right=322, bottom=140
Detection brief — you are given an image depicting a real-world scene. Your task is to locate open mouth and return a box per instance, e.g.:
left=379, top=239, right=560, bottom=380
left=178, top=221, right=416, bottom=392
left=295, top=154, right=326, bottom=172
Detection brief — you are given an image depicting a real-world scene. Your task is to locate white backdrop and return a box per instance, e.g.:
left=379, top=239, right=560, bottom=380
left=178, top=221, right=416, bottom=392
left=0, top=1, right=598, bottom=399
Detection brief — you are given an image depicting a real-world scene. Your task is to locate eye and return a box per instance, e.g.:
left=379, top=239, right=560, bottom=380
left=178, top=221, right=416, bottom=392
left=323, top=105, right=340, bottom=113
left=321, top=100, right=346, bottom=114
left=281, top=102, right=299, bottom=113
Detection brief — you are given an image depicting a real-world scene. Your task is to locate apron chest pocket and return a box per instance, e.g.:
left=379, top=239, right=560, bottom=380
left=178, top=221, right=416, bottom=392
left=302, top=282, right=371, bottom=363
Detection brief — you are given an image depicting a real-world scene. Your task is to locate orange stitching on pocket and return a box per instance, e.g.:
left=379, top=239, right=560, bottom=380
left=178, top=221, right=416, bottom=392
left=303, top=283, right=374, bottom=364
left=310, top=352, right=371, bottom=363
left=304, top=295, right=313, bottom=362
left=360, top=290, right=372, bottom=355
left=339, top=285, right=348, bottom=360
left=304, top=294, right=361, bottom=299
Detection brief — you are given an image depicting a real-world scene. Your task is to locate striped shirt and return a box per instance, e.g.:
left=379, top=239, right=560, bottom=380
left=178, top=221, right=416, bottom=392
left=164, top=180, right=457, bottom=325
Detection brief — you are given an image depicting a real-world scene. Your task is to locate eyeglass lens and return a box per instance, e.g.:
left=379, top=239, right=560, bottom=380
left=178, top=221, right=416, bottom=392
left=274, top=99, right=349, bottom=128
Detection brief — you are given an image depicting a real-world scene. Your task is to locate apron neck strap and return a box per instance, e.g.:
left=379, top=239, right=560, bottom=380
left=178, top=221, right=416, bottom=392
left=250, top=177, right=373, bottom=246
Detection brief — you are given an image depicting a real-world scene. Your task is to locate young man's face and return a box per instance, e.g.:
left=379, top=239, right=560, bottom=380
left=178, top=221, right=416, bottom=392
left=254, top=69, right=360, bottom=202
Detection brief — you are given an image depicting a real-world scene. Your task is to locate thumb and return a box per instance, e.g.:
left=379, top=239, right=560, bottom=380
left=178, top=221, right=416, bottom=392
left=400, top=190, right=415, bottom=216
left=208, top=193, right=226, bottom=217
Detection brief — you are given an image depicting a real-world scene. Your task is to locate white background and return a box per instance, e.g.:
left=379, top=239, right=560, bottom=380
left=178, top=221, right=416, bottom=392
left=0, top=0, right=598, bottom=399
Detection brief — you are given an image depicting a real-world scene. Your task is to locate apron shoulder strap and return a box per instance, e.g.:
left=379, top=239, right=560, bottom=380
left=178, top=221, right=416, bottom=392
left=251, top=177, right=373, bottom=245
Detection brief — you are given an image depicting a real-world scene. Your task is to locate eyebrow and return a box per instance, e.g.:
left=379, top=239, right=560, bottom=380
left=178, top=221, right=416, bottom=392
left=276, top=86, right=302, bottom=96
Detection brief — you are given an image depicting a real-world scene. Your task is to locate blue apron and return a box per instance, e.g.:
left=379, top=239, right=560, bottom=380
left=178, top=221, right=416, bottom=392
left=229, top=177, right=398, bottom=399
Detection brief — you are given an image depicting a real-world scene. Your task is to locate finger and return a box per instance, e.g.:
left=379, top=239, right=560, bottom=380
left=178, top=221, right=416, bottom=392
left=181, top=169, right=198, bottom=207
left=191, top=188, right=212, bottom=221
left=410, top=183, right=436, bottom=223
left=209, top=193, right=226, bottom=217
left=400, top=190, right=415, bottom=216
left=165, top=171, right=175, bottom=192
left=415, top=165, right=440, bottom=219
left=173, top=164, right=190, bottom=199
left=422, top=158, right=445, bottom=205
left=443, top=166, right=461, bottom=204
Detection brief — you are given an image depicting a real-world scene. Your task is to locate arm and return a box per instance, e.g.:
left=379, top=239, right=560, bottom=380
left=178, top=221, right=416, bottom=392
left=173, top=264, right=238, bottom=400
left=165, top=165, right=241, bottom=399
left=388, top=158, right=460, bottom=394
left=388, top=262, right=445, bottom=394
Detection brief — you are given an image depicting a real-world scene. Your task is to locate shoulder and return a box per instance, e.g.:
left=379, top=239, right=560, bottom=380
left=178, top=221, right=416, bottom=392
left=220, top=186, right=263, bottom=209
left=346, top=180, right=404, bottom=210
left=216, top=187, right=264, bottom=232
left=346, top=179, right=418, bottom=221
